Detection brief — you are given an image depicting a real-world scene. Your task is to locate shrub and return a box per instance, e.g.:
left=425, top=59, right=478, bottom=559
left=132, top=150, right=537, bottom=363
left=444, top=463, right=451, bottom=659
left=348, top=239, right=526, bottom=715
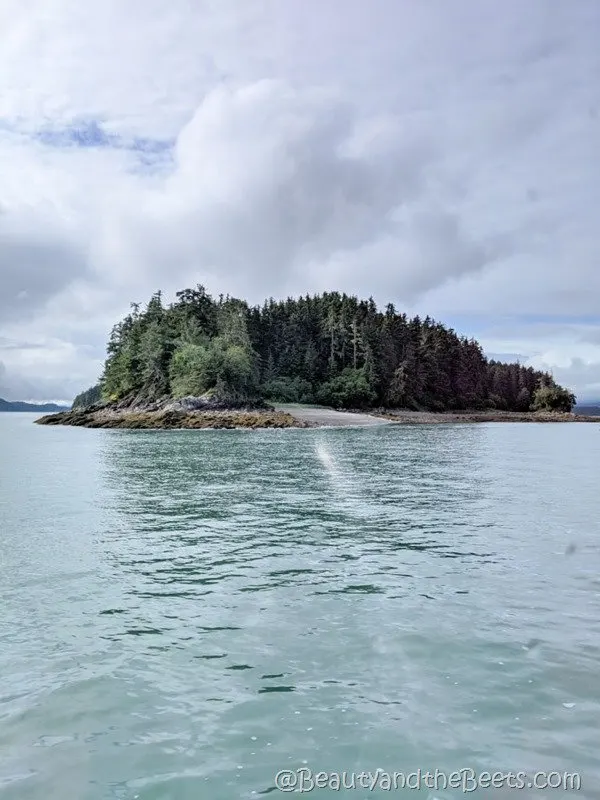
left=315, top=368, right=376, bottom=409
left=262, top=376, right=314, bottom=403
left=531, top=385, right=576, bottom=412
left=170, top=339, right=257, bottom=398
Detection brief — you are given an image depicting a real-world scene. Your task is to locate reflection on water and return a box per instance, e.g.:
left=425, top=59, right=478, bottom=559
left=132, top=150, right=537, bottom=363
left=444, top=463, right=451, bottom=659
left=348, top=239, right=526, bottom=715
left=1, top=419, right=600, bottom=799
left=98, top=425, right=496, bottom=608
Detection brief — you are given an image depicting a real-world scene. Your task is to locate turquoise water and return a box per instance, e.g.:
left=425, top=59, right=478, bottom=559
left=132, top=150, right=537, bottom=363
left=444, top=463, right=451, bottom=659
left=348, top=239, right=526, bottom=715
left=1, top=414, right=599, bottom=799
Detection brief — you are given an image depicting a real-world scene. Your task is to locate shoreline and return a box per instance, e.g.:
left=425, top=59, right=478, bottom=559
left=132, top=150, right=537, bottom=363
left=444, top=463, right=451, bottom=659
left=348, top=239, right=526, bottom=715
left=34, top=406, right=311, bottom=430
left=273, top=404, right=392, bottom=427
left=34, top=402, right=600, bottom=430
left=371, top=409, right=600, bottom=424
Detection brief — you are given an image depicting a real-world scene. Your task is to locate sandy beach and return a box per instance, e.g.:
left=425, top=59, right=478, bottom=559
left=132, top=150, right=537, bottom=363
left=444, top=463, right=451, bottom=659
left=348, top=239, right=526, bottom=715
left=277, top=405, right=600, bottom=427
left=274, top=404, right=393, bottom=427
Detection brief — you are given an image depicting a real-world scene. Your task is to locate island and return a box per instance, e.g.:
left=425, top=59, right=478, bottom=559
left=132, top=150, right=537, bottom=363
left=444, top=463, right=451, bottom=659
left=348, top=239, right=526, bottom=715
left=35, top=286, right=599, bottom=429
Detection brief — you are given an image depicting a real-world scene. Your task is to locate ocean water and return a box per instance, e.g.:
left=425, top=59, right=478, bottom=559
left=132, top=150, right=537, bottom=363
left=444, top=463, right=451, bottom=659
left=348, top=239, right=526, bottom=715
left=1, top=413, right=599, bottom=799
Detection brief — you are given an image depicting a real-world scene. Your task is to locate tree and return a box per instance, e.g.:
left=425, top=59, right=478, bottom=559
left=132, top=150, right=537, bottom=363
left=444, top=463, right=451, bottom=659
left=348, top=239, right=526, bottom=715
left=169, top=338, right=256, bottom=398
left=140, top=319, right=171, bottom=398
left=262, top=376, right=313, bottom=403
left=72, top=384, right=102, bottom=409
left=531, top=384, right=576, bottom=412
left=515, top=386, right=531, bottom=411
left=316, top=368, right=377, bottom=409
left=86, top=286, right=576, bottom=413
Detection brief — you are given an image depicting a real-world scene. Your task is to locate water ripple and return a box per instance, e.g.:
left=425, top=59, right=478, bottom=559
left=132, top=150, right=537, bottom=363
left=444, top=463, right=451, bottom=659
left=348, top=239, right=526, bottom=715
left=1, top=421, right=600, bottom=797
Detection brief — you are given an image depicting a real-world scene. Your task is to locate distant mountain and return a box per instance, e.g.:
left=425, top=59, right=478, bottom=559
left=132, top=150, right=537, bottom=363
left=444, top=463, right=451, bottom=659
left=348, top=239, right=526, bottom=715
left=575, top=403, right=600, bottom=416
left=0, top=398, right=71, bottom=413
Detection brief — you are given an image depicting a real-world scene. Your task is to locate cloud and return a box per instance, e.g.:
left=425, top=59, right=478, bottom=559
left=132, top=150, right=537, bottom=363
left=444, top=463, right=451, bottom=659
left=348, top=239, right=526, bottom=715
left=0, top=336, right=103, bottom=404
left=100, top=81, right=453, bottom=301
left=0, top=357, right=75, bottom=404
left=0, top=219, right=85, bottom=324
left=304, top=206, right=508, bottom=305
left=472, top=320, right=600, bottom=402
left=551, top=360, right=600, bottom=402
left=0, top=0, right=599, bottom=400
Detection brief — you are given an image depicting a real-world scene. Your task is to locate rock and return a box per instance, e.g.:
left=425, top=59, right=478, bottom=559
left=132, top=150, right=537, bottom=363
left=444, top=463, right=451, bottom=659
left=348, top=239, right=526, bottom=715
left=161, top=395, right=273, bottom=413
left=34, top=403, right=306, bottom=430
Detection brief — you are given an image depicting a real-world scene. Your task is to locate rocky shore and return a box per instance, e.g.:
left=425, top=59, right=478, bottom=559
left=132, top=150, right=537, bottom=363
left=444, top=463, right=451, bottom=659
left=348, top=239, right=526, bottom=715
left=35, top=395, right=313, bottom=429
left=35, top=397, right=600, bottom=430
left=372, top=409, right=600, bottom=424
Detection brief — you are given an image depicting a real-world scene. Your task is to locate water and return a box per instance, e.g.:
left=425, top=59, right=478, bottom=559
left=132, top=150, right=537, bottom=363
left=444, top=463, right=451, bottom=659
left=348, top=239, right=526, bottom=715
left=1, top=414, right=599, bottom=799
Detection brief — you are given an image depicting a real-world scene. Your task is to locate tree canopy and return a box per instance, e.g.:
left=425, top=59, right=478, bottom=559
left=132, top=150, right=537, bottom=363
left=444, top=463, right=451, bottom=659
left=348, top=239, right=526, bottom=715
left=72, top=384, right=102, bottom=409
left=86, top=285, right=575, bottom=412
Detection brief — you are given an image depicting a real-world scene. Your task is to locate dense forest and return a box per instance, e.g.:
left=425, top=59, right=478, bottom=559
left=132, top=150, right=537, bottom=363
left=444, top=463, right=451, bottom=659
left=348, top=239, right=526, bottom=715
left=74, top=286, right=576, bottom=412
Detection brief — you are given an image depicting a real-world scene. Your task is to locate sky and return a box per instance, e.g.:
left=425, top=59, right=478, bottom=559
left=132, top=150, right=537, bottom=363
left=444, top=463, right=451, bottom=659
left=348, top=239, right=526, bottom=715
left=0, top=0, right=599, bottom=404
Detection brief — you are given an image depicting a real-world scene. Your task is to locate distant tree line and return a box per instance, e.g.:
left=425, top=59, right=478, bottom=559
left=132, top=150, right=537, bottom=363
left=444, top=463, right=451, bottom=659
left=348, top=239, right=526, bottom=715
left=72, top=384, right=102, bottom=409
left=82, top=286, right=575, bottom=412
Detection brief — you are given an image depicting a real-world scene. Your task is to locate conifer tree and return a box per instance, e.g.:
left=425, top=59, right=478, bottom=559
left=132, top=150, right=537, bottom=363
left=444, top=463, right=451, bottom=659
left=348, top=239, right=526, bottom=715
left=96, top=287, right=575, bottom=412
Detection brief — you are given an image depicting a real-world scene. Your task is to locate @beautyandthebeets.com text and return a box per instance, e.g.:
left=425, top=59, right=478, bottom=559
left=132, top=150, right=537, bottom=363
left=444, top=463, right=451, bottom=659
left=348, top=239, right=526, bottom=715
left=274, top=767, right=582, bottom=793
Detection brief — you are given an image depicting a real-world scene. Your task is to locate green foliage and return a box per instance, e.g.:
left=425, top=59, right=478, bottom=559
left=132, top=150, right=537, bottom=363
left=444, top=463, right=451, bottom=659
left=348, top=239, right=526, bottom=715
left=170, top=338, right=257, bottom=399
left=216, top=340, right=257, bottom=395
left=531, top=383, right=576, bottom=412
left=488, top=393, right=508, bottom=410
left=515, top=386, right=532, bottom=411
left=169, top=343, right=212, bottom=397
left=140, top=319, right=171, bottom=398
left=72, top=384, right=102, bottom=409
left=262, top=376, right=314, bottom=403
left=97, top=285, right=576, bottom=412
left=316, top=368, right=377, bottom=409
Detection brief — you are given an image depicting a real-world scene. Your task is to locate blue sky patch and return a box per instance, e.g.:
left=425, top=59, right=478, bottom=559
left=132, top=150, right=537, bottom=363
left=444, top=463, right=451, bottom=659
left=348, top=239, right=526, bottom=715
left=17, top=118, right=175, bottom=170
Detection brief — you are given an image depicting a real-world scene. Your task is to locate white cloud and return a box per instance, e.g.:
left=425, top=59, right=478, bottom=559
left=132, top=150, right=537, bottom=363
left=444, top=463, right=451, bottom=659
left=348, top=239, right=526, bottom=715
left=0, top=0, right=599, bottom=400
left=474, top=322, right=600, bottom=402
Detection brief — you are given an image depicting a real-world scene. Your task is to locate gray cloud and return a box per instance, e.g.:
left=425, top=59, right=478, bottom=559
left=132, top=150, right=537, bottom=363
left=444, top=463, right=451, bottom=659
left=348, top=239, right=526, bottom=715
left=102, top=80, right=501, bottom=307
left=0, top=336, right=46, bottom=350
left=0, top=224, right=85, bottom=324
left=0, top=358, right=74, bottom=403
left=543, top=359, right=600, bottom=403
left=0, top=1, right=599, bottom=399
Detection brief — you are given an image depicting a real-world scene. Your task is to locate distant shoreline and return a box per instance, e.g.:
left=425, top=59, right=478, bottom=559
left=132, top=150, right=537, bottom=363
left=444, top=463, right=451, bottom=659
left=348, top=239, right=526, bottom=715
left=34, top=402, right=600, bottom=429
left=372, top=409, right=600, bottom=424
left=0, top=398, right=69, bottom=413
left=279, top=405, right=600, bottom=426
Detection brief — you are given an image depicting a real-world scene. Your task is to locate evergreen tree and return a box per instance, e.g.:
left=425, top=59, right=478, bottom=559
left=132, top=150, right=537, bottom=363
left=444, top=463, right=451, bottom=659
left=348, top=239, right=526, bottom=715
left=95, top=287, right=576, bottom=412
